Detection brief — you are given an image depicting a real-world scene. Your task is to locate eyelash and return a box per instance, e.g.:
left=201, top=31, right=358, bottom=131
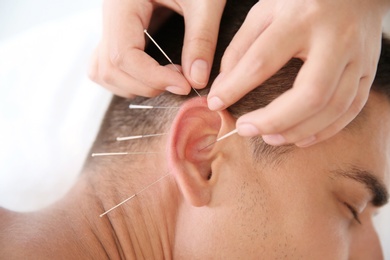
left=344, top=202, right=362, bottom=224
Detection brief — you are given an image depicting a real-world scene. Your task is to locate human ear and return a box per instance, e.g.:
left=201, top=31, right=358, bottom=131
left=167, top=96, right=236, bottom=207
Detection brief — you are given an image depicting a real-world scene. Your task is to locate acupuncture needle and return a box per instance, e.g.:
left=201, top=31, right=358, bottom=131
left=144, top=29, right=201, bottom=97
left=95, top=32, right=236, bottom=216
left=116, top=133, right=167, bottom=141
left=99, top=173, right=171, bottom=217
left=129, top=104, right=179, bottom=109
left=96, top=129, right=238, bottom=216
left=91, top=152, right=161, bottom=157
left=199, top=129, right=238, bottom=151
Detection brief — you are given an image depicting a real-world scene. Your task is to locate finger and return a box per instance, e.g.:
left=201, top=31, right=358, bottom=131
left=117, top=48, right=191, bottom=95
left=103, top=1, right=191, bottom=95
left=100, top=65, right=163, bottom=98
left=236, top=40, right=348, bottom=137
left=103, top=0, right=151, bottom=53
left=263, top=63, right=360, bottom=146
left=208, top=19, right=302, bottom=111
left=89, top=47, right=133, bottom=98
left=220, top=1, right=273, bottom=72
left=181, top=0, right=226, bottom=88
left=296, top=76, right=371, bottom=147
left=90, top=43, right=169, bottom=97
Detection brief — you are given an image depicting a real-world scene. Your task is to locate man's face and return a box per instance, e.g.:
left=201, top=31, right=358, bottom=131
left=188, top=92, right=390, bottom=259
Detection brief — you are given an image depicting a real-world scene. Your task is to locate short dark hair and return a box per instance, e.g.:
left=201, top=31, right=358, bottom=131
left=85, top=0, right=390, bottom=169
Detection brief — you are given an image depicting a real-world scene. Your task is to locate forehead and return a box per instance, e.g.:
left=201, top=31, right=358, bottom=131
left=324, top=92, right=390, bottom=188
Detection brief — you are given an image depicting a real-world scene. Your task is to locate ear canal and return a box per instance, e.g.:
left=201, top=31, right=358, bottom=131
left=167, top=97, right=222, bottom=207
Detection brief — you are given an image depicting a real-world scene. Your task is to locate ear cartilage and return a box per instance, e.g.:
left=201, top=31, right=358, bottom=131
left=143, top=29, right=201, bottom=97
left=198, top=129, right=238, bottom=151
left=99, top=173, right=171, bottom=217
left=116, top=133, right=167, bottom=141
left=129, top=104, right=180, bottom=109
left=91, top=152, right=161, bottom=157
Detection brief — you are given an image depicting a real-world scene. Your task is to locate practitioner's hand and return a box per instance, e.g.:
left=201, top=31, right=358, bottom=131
left=89, top=0, right=226, bottom=98
left=208, top=0, right=390, bottom=147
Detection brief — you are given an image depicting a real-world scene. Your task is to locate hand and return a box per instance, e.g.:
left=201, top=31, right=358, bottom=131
left=207, top=0, right=390, bottom=147
left=89, top=0, right=226, bottom=98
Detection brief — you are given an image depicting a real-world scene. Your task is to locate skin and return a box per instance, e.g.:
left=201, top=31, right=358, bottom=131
left=1, top=92, right=389, bottom=259
left=89, top=0, right=390, bottom=148
left=208, top=0, right=390, bottom=148
left=89, top=0, right=226, bottom=97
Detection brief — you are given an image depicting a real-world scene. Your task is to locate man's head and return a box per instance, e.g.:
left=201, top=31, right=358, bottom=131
left=166, top=92, right=389, bottom=259
left=85, top=0, right=390, bottom=258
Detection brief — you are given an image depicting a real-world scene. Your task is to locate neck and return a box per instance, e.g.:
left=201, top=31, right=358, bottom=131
left=1, top=158, right=179, bottom=259
left=86, top=153, right=179, bottom=259
left=1, top=178, right=106, bottom=258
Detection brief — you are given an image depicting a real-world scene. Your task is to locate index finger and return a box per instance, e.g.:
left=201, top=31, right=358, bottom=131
left=236, top=42, right=348, bottom=136
left=207, top=20, right=302, bottom=111
left=181, top=0, right=226, bottom=89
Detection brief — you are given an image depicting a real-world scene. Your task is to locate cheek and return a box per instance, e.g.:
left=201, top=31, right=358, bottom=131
left=280, top=206, right=351, bottom=259
left=216, top=159, right=354, bottom=258
left=224, top=180, right=351, bottom=259
left=256, top=167, right=352, bottom=258
left=226, top=179, right=297, bottom=258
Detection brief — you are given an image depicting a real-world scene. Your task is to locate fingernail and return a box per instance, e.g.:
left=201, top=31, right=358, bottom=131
left=237, top=123, right=260, bottom=137
left=295, top=136, right=316, bottom=148
left=166, top=86, right=189, bottom=95
left=262, top=134, right=286, bottom=146
left=208, top=96, right=225, bottom=111
left=190, top=59, right=208, bottom=85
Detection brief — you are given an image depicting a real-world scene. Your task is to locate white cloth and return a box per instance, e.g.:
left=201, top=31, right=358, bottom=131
left=0, top=9, right=111, bottom=211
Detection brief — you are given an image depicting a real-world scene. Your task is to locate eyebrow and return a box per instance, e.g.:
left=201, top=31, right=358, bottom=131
left=334, top=168, right=389, bottom=207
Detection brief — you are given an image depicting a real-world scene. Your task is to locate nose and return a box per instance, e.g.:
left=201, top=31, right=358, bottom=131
left=348, top=220, right=383, bottom=260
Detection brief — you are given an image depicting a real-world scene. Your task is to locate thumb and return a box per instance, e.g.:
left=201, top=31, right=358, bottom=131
left=181, top=0, right=226, bottom=88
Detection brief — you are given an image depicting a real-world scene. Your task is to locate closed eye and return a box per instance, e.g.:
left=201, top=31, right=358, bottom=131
left=344, top=202, right=361, bottom=224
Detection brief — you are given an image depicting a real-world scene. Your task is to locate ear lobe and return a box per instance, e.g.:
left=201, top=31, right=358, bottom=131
left=167, top=97, right=232, bottom=207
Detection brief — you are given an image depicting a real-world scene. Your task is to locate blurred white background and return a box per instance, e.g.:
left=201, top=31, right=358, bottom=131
left=0, top=0, right=111, bottom=210
left=0, top=0, right=389, bottom=258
